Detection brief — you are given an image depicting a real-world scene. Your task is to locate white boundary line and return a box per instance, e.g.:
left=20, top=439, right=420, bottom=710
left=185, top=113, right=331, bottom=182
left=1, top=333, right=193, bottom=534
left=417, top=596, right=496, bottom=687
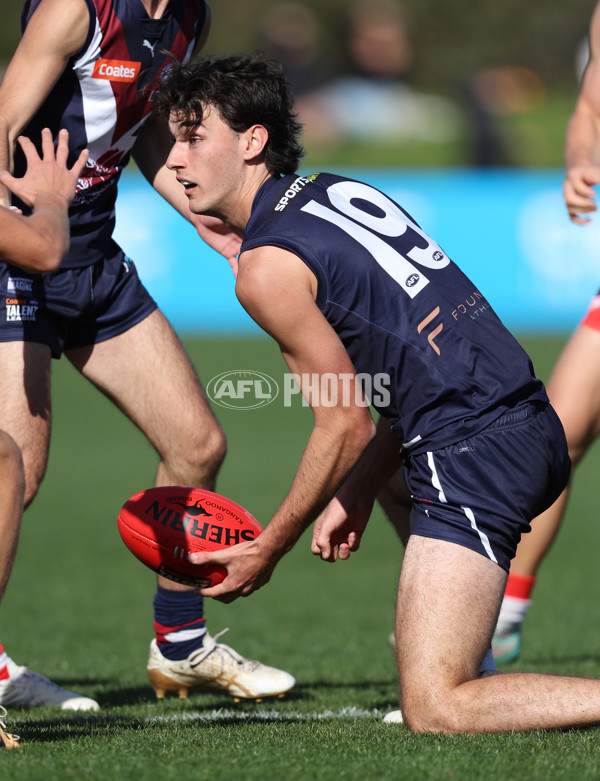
left=7, top=706, right=401, bottom=728
left=145, top=706, right=390, bottom=724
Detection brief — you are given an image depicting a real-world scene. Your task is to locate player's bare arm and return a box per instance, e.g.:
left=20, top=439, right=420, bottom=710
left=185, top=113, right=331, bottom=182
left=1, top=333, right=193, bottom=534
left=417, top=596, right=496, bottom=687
left=563, top=0, right=600, bottom=223
left=189, top=246, right=376, bottom=601
left=0, top=0, right=90, bottom=206
left=312, top=416, right=403, bottom=562
left=0, top=128, right=88, bottom=271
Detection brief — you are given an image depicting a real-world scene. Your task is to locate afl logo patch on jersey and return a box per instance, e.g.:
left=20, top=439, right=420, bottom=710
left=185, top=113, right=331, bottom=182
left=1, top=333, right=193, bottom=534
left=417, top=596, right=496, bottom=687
left=92, top=59, right=141, bottom=83
left=406, top=273, right=420, bottom=288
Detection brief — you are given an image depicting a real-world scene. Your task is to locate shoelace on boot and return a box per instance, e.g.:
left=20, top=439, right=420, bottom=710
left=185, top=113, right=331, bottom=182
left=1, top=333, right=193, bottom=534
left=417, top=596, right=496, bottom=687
left=0, top=705, right=20, bottom=749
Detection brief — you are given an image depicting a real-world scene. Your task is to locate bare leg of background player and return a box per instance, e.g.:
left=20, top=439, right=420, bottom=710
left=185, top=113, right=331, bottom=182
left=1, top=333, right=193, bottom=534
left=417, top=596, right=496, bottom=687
left=494, top=325, right=600, bottom=662
left=0, top=431, right=24, bottom=603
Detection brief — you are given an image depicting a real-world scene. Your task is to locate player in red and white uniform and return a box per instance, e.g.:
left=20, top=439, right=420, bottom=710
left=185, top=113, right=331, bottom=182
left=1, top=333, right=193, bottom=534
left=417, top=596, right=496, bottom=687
left=0, top=0, right=294, bottom=711
left=492, top=0, right=600, bottom=664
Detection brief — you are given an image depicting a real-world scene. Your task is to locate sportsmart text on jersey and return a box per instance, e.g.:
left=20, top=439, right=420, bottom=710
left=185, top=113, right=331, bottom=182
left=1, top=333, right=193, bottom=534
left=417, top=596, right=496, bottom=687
left=274, top=176, right=312, bottom=212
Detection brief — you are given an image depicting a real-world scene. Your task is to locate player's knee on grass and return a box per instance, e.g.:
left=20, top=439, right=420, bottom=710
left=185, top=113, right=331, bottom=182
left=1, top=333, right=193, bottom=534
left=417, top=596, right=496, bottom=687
left=401, top=682, right=466, bottom=735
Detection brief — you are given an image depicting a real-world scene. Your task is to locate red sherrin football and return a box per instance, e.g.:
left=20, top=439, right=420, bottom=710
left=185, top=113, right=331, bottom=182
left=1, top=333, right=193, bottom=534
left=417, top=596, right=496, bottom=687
left=117, top=486, right=262, bottom=587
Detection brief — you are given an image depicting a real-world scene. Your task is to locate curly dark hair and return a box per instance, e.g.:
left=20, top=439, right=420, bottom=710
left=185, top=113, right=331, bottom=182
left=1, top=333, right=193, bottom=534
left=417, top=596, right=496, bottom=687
left=152, top=53, right=304, bottom=176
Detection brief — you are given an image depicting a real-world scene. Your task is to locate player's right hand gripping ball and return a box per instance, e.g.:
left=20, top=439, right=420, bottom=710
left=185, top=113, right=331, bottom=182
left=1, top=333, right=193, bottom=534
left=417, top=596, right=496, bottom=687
left=117, top=486, right=263, bottom=587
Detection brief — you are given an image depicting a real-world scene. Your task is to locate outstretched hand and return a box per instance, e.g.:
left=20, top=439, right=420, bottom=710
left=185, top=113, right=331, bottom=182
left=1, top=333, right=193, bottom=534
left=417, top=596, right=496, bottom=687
left=563, top=163, right=600, bottom=224
left=0, top=128, right=88, bottom=210
left=311, top=495, right=374, bottom=562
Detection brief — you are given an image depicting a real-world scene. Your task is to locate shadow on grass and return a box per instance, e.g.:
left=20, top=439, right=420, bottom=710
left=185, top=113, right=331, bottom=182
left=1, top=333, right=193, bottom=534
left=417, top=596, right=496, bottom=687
left=8, top=678, right=400, bottom=742
left=15, top=708, right=399, bottom=743
left=87, top=677, right=397, bottom=708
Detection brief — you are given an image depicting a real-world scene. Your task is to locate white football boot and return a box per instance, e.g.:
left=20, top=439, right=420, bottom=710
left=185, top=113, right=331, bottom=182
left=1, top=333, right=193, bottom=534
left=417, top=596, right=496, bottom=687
left=0, top=706, right=20, bottom=749
left=0, top=659, right=99, bottom=711
left=147, top=629, right=295, bottom=702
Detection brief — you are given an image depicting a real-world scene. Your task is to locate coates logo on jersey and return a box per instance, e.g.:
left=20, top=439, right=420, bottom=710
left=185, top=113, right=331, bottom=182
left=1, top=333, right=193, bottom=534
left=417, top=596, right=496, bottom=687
left=92, top=58, right=141, bottom=83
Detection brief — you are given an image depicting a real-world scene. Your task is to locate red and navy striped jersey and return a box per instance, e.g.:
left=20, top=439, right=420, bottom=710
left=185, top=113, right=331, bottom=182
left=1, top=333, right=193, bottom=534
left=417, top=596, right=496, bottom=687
left=16, top=0, right=208, bottom=268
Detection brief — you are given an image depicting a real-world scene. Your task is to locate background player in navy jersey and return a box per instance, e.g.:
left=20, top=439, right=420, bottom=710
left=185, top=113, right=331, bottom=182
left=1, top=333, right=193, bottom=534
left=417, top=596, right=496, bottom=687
left=0, top=128, right=87, bottom=742
left=149, top=52, right=600, bottom=733
left=0, top=0, right=294, bottom=710
left=491, top=0, right=600, bottom=664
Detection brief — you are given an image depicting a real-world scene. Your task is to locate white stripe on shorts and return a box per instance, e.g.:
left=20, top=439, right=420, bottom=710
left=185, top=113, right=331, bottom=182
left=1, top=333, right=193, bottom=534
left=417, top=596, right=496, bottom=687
left=426, top=451, right=498, bottom=564
left=462, top=505, right=498, bottom=564
left=427, top=451, right=447, bottom=503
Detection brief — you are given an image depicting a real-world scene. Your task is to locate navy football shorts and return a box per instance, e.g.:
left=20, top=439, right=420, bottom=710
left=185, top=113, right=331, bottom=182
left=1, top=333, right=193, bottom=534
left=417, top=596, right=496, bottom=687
left=0, top=251, right=157, bottom=358
left=403, top=402, right=570, bottom=572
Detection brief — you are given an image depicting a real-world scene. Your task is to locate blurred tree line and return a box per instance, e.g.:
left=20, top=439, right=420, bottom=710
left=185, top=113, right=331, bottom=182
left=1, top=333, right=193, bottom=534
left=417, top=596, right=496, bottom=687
left=0, top=0, right=598, bottom=166
left=209, top=0, right=595, bottom=93
left=1, top=0, right=594, bottom=90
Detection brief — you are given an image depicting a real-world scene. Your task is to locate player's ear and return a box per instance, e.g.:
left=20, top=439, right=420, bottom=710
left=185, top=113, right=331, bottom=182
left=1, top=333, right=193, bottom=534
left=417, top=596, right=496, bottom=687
left=242, top=124, right=268, bottom=160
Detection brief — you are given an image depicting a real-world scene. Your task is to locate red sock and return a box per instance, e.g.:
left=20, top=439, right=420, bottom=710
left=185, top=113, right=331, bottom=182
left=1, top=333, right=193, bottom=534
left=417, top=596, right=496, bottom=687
left=505, top=572, right=536, bottom=601
left=0, top=644, right=9, bottom=680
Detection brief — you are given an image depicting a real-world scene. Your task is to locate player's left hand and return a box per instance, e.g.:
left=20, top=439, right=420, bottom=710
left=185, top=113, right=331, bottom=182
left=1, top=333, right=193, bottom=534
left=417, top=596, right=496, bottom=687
left=189, top=539, right=278, bottom=602
left=311, top=495, right=373, bottom=562
left=0, top=128, right=88, bottom=209
left=192, top=214, right=242, bottom=276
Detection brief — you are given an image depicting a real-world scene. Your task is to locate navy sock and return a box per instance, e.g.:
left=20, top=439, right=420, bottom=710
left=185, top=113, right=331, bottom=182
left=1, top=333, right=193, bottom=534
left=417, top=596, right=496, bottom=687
left=153, top=585, right=206, bottom=661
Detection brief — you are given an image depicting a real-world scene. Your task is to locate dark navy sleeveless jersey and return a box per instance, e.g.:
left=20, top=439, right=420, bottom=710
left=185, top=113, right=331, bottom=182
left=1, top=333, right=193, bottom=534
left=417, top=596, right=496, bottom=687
left=15, top=0, right=208, bottom=268
left=241, top=173, right=548, bottom=454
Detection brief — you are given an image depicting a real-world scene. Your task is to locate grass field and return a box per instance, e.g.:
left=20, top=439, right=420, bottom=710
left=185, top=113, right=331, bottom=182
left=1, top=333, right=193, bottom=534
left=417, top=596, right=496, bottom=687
left=1, top=334, right=600, bottom=780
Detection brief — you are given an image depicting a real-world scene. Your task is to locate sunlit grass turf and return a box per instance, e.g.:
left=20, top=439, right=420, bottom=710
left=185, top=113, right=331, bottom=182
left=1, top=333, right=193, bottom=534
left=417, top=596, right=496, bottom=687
left=2, top=335, right=600, bottom=780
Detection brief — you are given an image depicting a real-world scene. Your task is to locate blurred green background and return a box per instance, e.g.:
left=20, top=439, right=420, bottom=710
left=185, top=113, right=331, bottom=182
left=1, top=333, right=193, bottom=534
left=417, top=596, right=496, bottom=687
left=1, top=0, right=598, bottom=168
